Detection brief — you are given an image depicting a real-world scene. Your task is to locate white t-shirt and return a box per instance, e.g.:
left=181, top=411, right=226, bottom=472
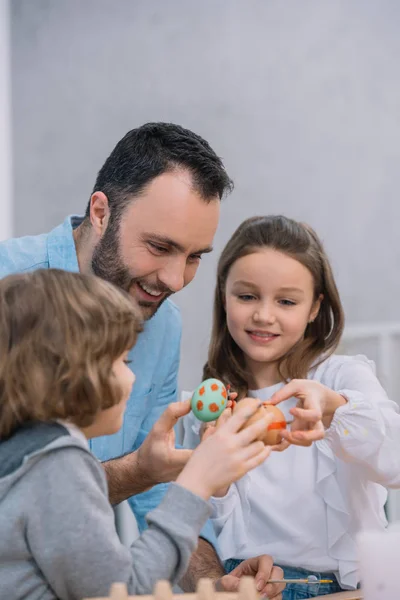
left=238, top=382, right=336, bottom=571
left=182, top=354, right=400, bottom=589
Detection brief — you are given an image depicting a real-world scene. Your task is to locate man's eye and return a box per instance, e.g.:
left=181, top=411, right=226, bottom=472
left=189, top=254, right=202, bottom=262
left=149, top=242, right=168, bottom=253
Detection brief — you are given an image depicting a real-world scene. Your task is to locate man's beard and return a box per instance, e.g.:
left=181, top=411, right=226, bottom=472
left=91, top=220, right=169, bottom=319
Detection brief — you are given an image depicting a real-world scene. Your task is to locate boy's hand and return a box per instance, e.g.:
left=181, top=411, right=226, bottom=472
left=176, top=399, right=273, bottom=500
left=200, top=401, right=234, bottom=441
left=200, top=407, right=234, bottom=497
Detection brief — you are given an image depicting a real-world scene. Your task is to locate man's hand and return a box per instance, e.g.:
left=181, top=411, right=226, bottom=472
left=135, top=400, right=193, bottom=487
left=103, top=401, right=193, bottom=504
left=217, top=555, right=285, bottom=599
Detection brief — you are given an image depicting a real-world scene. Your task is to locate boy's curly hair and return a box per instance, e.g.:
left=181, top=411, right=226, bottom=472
left=0, top=269, right=142, bottom=439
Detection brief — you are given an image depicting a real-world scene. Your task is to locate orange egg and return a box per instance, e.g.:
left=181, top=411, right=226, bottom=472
left=234, top=398, right=286, bottom=445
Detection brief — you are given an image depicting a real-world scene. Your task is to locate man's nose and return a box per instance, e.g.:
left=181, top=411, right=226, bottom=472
left=158, top=257, right=186, bottom=293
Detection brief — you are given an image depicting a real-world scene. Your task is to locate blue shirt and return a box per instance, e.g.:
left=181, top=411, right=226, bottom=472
left=0, top=216, right=216, bottom=545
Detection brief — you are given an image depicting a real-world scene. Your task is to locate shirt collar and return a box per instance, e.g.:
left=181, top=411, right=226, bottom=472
left=57, top=420, right=89, bottom=448
left=46, top=215, right=83, bottom=273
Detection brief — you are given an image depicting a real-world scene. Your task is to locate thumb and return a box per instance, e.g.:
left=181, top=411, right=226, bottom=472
left=218, top=574, right=240, bottom=592
left=153, top=400, right=191, bottom=434
left=216, top=407, right=232, bottom=428
left=268, top=380, right=298, bottom=405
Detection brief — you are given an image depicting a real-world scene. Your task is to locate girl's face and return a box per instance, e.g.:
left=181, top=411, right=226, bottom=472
left=224, top=248, right=321, bottom=385
left=85, top=351, right=135, bottom=438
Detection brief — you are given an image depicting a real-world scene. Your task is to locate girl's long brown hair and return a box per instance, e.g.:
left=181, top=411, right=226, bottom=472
left=203, top=215, right=344, bottom=398
left=0, top=269, right=142, bottom=439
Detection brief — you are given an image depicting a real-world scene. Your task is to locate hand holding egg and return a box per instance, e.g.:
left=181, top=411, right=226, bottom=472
left=233, top=398, right=287, bottom=446
left=191, top=379, right=287, bottom=447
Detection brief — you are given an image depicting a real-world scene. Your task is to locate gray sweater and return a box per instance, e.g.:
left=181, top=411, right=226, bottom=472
left=0, top=422, right=211, bottom=599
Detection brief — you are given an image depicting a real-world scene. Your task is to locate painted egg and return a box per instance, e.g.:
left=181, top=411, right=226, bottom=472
left=234, top=398, right=286, bottom=445
left=191, top=378, right=228, bottom=422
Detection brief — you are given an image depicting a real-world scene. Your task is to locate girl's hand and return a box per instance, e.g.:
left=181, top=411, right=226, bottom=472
left=177, top=398, right=273, bottom=500
left=267, top=380, right=346, bottom=446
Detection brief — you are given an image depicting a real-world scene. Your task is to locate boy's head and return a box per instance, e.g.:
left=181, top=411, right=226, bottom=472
left=0, top=269, right=143, bottom=440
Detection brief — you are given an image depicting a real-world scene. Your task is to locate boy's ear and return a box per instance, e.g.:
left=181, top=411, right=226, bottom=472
left=310, top=293, right=323, bottom=322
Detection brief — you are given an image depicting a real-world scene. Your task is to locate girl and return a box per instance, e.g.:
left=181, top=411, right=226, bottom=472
left=0, top=268, right=274, bottom=600
left=185, top=215, right=400, bottom=599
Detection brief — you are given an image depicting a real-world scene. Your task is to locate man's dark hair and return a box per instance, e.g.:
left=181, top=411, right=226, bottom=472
left=85, top=122, right=233, bottom=219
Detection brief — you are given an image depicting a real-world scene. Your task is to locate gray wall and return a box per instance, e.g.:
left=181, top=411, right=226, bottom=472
left=11, top=0, right=400, bottom=392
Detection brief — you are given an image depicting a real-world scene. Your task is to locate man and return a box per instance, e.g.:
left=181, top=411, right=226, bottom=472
left=0, top=123, right=284, bottom=598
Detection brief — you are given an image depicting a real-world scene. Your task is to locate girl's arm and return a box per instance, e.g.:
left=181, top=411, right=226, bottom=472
left=269, top=357, right=400, bottom=487
left=322, top=356, right=400, bottom=487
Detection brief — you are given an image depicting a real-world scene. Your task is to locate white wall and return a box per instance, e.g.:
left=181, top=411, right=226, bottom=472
left=10, top=0, right=400, bottom=393
left=0, top=0, right=12, bottom=241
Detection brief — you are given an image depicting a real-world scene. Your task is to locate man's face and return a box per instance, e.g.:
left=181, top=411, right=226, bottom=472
left=91, top=170, right=220, bottom=319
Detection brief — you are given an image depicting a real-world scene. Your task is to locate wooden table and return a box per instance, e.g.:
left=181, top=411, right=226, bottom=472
left=85, top=581, right=364, bottom=600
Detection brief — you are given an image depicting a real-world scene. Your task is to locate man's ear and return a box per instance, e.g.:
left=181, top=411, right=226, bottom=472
left=89, top=192, right=110, bottom=237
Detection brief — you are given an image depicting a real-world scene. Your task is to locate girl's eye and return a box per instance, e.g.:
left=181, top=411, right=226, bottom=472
left=279, top=299, right=296, bottom=306
left=124, top=359, right=132, bottom=365
left=238, top=294, right=256, bottom=301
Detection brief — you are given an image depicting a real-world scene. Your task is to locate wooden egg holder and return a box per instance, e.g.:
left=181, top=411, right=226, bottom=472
left=84, top=576, right=363, bottom=600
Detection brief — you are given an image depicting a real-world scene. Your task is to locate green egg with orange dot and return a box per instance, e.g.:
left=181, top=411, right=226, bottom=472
left=191, top=378, right=228, bottom=422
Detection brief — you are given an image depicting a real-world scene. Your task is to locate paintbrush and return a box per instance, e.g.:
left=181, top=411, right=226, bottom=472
left=267, top=576, right=333, bottom=584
